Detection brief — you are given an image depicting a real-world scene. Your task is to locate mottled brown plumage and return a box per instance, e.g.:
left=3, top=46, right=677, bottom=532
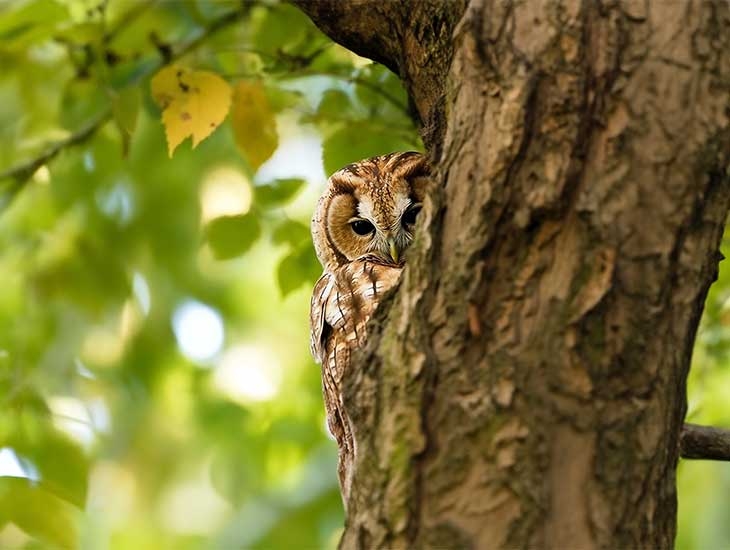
left=309, top=152, right=429, bottom=501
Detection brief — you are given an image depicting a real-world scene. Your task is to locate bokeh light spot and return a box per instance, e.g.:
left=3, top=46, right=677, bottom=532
left=86, top=461, right=137, bottom=526
left=132, top=272, right=151, bottom=316
left=172, top=300, right=225, bottom=363
left=158, top=475, right=231, bottom=534
left=257, top=133, right=325, bottom=184
left=83, top=151, right=95, bottom=172
left=32, top=165, right=50, bottom=184
left=200, top=166, right=251, bottom=223
left=212, top=345, right=282, bottom=403
left=81, top=327, right=124, bottom=367
left=0, top=448, right=36, bottom=480
left=96, top=180, right=135, bottom=225
left=48, top=396, right=95, bottom=448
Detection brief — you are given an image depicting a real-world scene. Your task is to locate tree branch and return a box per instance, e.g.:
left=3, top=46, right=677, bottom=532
left=680, top=423, right=730, bottom=461
left=0, top=113, right=106, bottom=185
left=0, top=6, right=248, bottom=211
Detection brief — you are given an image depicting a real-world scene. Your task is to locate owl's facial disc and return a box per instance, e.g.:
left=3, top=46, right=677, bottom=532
left=314, top=152, right=431, bottom=270
left=350, top=194, right=421, bottom=263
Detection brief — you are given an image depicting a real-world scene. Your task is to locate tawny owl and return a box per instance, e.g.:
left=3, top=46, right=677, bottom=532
left=309, top=151, right=429, bottom=501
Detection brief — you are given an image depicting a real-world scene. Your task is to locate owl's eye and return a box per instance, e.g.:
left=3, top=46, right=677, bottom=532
left=402, top=204, right=422, bottom=227
left=350, top=219, right=375, bottom=236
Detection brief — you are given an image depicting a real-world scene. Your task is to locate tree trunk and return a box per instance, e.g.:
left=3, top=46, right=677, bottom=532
left=295, top=1, right=730, bottom=548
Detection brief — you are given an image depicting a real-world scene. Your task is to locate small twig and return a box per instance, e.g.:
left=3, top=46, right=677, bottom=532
left=348, top=75, right=410, bottom=114
left=277, top=69, right=411, bottom=116
left=277, top=43, right=332, bottom=69
left=0, top=6, right=248, bottom=211
left=173, top=7, right=247, bottom=62
left=0, top=112, right=106, bottom=184
left=680, top=423, right=730, bottom=461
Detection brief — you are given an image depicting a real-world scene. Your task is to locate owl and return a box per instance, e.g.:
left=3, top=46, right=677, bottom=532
left=309, top=151, right=430, bottom=501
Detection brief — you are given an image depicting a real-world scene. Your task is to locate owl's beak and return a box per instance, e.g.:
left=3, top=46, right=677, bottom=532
left=388, top=237, right=399, bottom=263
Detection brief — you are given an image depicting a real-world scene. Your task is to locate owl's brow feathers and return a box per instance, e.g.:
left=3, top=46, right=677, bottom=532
left=328, top=151, right=428, bottom=198
left=329, top=151, right=429, bottom=222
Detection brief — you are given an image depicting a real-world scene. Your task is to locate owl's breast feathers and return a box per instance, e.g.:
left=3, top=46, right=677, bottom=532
left=309, top=256, right=402, bottom=367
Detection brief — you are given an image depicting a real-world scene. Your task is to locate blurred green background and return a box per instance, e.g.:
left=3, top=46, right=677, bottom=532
left=0, top=1, right=726, bottom=549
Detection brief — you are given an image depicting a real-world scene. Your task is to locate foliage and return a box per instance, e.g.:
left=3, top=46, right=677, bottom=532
left=0, top=1, right=421, bottom=548
left=0, top=0, right=725, bottom=549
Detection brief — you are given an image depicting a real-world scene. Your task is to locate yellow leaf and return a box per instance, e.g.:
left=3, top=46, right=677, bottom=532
left=150, top=65, right=181, bottom=109
left=231, top=81, right=278, bottom=171
left=151, top=65, right=232, bottom=157
left=161, top=102, right=193, bottom=158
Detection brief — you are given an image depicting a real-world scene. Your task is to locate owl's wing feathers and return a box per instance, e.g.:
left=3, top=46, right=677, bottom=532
left=310, top=257, right=403, bottom=479
left=309, top=256, right=402, bottom=365
left=310, top=272, right=334, bottom=364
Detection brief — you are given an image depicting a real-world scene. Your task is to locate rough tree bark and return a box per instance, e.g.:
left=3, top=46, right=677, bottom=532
left=295, top=1, right=730, bottom=548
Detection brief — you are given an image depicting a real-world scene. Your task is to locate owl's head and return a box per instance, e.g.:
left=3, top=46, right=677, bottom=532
left=312, top=152, right=430, bottom=271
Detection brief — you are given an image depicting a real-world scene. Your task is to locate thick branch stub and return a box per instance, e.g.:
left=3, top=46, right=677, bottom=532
left=681, top=423, right=730, bottom=461
left=292, top=0, right=402, bottom=74
left=292, top=0, right=466, bottom=151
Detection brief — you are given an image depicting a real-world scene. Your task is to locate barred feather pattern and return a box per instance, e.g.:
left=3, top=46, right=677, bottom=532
left=310, top=256, right=402, bottom=499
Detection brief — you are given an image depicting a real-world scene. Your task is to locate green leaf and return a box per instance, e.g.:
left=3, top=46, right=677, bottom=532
left=108, top=58, right=158, bottom=90
left=316, top=89, right=351, bottom=119
left=322, top=122, right=417, bottom=176
left=0, top=0, right=69, bottom=49
left=309, top=43, right=362, bottom=74
left=31, top=230, right=131, bottom=317
left=249, top=4, right=311, bottom=57
left=205, top=214, right=261, bottom=260
left=0, top=477, right=80, bottom=549
left=266, top=86, right=303, bottom=113
left=112, top=86, right=140, bottom=156
left=59, top=77, right=109, bottom=131
left=272, top=219, right=310, bottom=248
left=210, top=446, right=261, bottom=504
left=255, top=178, right=305, bottom=208
left=277, top=242, right=321, bottom=297
left=353, top=64, right=405, bottom=108
left=112, top=87, right=140, bottom=136
left=53, top=21, right=103, bottom=45
left=2, top=401, right=88, bottom=509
